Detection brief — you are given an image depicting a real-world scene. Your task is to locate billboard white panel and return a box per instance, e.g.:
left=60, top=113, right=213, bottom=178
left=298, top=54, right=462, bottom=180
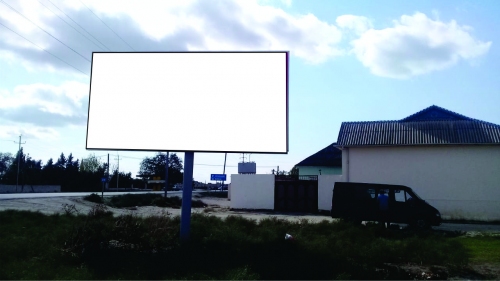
left=86, top=52, right=288, bottom=153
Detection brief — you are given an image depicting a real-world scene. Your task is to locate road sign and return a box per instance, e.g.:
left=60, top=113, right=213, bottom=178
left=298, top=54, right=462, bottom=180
left=101, top=177, right=107, bottom=183
left=210, top=174, right=226, bottom=181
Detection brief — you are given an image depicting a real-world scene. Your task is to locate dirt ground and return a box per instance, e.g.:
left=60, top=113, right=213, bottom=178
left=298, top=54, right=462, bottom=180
left=0, top=195, right=334, bottom=223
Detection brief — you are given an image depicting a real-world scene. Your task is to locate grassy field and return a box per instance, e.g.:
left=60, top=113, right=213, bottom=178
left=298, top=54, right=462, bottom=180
left=0, top=205, right=498, bottom=279
left=455, top=236, right=500, bottom=264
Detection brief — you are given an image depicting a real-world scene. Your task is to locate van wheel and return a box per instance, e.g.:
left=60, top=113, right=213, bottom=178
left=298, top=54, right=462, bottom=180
left=411, top=217, right=430, bottom=230
left=344, top=217, right=362, bottom=225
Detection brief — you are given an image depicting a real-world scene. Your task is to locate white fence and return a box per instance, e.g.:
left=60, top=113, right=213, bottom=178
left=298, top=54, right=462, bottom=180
left=230, top=174, right=275, bottom=210
left=229, top=174, right=344, bottom=211
left=318, top=175, right=344, bottom=211
left=0, top=185, right=61, bottom=193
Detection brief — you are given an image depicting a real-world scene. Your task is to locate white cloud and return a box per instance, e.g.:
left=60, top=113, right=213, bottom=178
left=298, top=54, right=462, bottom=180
left=0, top=0, right=342, bottom=75
left=0, top=124, right=60, bottom=140
left=350, top=12, right=491, bottom=79
left=0, top=81, right=89, bottom=127
left=336, top=15, right=373, bottom=35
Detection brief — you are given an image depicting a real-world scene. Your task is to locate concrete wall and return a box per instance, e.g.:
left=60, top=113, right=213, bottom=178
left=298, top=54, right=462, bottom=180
left=345, top=145, right=500, bottom=221
left=229, top=174, right=344, bottom=212
left=298, top=166, right=341, bottom=176
left=318, top=175, right=344, bottom=211
left=0, top=185, right=61, bottom=193
left=230, top=174, right=274, bottom=210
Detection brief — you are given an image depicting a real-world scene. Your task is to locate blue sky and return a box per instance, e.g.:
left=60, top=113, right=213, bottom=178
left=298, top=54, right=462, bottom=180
left=1, top=0, right=499, bottom=183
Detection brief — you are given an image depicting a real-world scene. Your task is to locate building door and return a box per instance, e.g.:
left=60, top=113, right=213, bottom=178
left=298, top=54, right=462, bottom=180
left=275, top=175, right=318, bottom=213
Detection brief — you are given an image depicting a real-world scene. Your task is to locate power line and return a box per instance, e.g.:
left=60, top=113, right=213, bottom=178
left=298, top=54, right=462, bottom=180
left=44, top=0, right=111, bottom=51
left=0, top=0, right=91, bottom=63
left=37, top=0, right=106, bottom=51
left=79, top=0, right=135, bottom=51
left=0, top=21, right=89, bottom=76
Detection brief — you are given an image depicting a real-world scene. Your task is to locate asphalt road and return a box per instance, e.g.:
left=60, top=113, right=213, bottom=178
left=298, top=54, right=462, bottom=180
left=0, top=190, right=202, bottom=200
left=434, top=222, right=500, bottom=233
left=1, top=192, right=499, bottom=233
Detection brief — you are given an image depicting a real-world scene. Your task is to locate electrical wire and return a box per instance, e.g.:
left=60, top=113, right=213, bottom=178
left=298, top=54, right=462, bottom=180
left=44, top=0, right=110, bottom=51
left=37, top=0, right=105, bottom=51
left=0, top=0, right=91, bottom=63
left=85, top=154, right=282, bottom=169
left=79, top=0, right=135, bottom=51
left=0, top=21, right=89, bottom=76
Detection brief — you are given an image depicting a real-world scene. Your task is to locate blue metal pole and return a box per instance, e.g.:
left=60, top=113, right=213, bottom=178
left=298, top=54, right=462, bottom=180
left=164, top=151, right=169, bottom=198
left=180, top=151, right=194, bottom=241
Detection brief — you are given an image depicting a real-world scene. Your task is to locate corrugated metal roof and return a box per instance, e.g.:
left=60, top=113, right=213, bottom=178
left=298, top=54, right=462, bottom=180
left=296, top=142, right=342, bottom=167
left=337, top=106, right=500, bottom=146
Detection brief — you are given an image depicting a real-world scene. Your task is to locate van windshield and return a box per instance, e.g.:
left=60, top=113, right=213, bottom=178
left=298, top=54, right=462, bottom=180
left=407, top=189, right=422, bottom=200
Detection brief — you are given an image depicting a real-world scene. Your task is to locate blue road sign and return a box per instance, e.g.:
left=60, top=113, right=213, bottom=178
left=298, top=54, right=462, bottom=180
left=210, top=174, right=226, bottom=181
left=101, top=177, right=107, bottom=183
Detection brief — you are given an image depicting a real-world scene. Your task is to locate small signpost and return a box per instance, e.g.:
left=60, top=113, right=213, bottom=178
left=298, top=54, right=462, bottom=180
left=211, top=174, right=226, bottom=192
left=210, top=174, right=227, bottom=181
left=101, top=177, right=107, bottom=199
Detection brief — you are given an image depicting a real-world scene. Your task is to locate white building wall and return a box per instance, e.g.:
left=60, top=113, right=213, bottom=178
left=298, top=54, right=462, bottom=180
left=318, top=175, right=344, bottom=211
left=346, top=145, right=500, bottom=221
left=0, top=185, right=61, bottom=193
left=230, top=174, right=274, bottom=210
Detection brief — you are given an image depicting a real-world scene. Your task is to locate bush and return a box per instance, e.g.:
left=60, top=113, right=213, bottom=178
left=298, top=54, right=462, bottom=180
left=83, top=193, right=103, bottom=204
left=108, top=194, right=161, bottom=208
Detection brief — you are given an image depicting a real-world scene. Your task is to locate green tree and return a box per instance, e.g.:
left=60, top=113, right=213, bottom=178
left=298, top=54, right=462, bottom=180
left=0, top=152, right=14, bottom=182
left=41, top=158, right=58, bottom=185
left=1, top=149, right=43, bottom=187
left=20, top=154, right=43, bottom=187
left=55, top=153, right=66, bottom=170
left=66, top=153, right=79, bottom=173
left=1, top=149, right=26, bottom=184
left=138, top=153, right=183, bottom=187
left=79, top=153, right=103, bottom=173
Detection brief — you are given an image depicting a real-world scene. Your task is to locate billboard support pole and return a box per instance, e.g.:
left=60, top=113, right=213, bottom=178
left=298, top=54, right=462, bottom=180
left=164, top=151, right=169, bottom=198
left=222, top=153, right=227, bottom=191
left=180, top=151, right=194, bottom=241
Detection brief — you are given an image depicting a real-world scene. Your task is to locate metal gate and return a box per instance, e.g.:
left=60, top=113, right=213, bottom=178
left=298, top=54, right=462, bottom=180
left=274, top=175, right=318, bottom=213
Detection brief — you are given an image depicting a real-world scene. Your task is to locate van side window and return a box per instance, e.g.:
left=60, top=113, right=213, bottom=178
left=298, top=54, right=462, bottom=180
left=394, top=190, right=405, bottom=202
left=406, top=192, right=413, bottom=201
left=367, top=189, right=375, bottom=199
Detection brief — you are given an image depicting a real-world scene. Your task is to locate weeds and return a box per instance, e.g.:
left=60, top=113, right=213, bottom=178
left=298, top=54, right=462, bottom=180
left=87, top=204, right=113, bottom=218
left=61, top=204, right=80, bottom=216
left=0, top=210, right=488, bottom=280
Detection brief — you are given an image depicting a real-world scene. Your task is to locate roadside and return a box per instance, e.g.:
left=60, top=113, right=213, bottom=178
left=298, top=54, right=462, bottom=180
left=1, top=194, right=500, bottom=233
left=1, top=194, right=499, bottom=280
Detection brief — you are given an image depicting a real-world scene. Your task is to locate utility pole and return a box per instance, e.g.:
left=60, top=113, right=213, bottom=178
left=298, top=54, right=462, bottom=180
left=164, top=151, right=169, bottom=198
left=114, top=154, right=122, bottom=189
left=107, top=153, right=110, bottom=190
left=13, top=135, right=26, bottom=192
left=222, top=153, right=227, bottom=192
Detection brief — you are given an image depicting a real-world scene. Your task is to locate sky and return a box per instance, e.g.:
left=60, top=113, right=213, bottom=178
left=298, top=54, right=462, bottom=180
left=1, top=0, right=499, bottom=184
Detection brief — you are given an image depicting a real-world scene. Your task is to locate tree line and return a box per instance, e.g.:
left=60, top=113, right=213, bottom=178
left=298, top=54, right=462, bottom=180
left=0, top=150, right=183, bottom=192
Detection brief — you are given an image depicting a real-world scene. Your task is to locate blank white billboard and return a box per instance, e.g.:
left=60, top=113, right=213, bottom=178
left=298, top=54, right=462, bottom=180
left=86, top=52, right=288, bottom=153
